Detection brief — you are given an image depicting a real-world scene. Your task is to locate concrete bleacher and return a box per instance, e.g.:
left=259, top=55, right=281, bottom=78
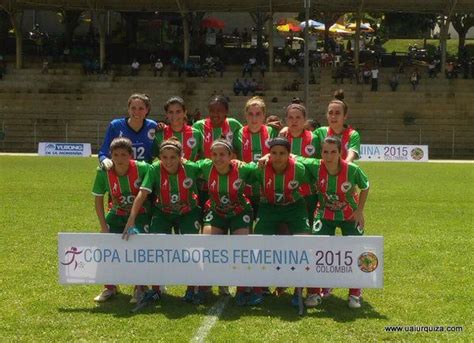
left=0, top=61, right=473, bottom=159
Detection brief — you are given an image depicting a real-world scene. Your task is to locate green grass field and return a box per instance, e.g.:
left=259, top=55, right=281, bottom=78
left=1, top=156, right=472, bottom=342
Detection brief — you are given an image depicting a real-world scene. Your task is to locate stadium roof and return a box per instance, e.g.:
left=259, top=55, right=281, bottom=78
left=2, top=0, right=474, bottom=14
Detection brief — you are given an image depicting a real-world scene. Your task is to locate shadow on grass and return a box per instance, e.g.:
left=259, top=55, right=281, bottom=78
left=58, top=293, right=223, bottom=319
left=219, top=293, right=388, bottom=322
left=58, top=292, right=387, bottom=322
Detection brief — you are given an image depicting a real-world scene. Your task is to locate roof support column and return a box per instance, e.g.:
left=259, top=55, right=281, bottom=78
left=267, top=0, right=274, bottom=72
left=303, top=0, right=310, bottom=109
left=97, top=12, right=106, bottom=69
left=3, top=0, right=24, bottom=69
left=440, top=0, right=458, bottom=77
left=176, top=0, right=189, bottom=64
left=354, top=0, right=365, bottom=80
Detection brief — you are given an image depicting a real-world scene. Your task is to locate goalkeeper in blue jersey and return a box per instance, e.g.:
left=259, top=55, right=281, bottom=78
left=99, top=93, right=157, bottom=169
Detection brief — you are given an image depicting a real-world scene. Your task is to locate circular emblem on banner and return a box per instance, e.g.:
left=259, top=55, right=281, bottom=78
left=288, top=180, right=299, bottom=190
left=243, top=215, right=251, bottom=223
left=187, top=137, right=197, bottom=148
left=304, top=144, right=315, bottom=156
left=341, top=181, right=352, bottom=193
left=147, top=128, right=156, bottom=140
left=358, top=252, right=379, bottom=273
left=45, top=144, right=56, bottom=153
left=183, top=177, right=193, bottom=189
left=233, top=178, right=243, bottom=190
left=410, top=147, right=424, bottom=161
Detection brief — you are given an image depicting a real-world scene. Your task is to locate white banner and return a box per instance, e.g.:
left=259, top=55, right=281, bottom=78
left=360, top=144, right=428, bottom=162
left=59, top=234, right=383, bottom=288
left=38, top=142, right=92, bottom=157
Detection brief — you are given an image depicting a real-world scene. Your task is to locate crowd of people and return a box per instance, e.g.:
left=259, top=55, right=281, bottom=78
left=94, top=90, right=368, bottom=312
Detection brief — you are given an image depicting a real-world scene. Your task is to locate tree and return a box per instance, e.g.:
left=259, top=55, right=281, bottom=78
left=382, top=13, right=437, bottom=38
left=451, top=14, right=474, bottom=57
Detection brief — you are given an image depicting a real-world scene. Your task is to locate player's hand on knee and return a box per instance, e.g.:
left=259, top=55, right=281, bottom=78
left=349, top=209, right=364, bottom=229
left=257, top=153, right=270, bottom=168
left=100, top=158, right=113, bottom=170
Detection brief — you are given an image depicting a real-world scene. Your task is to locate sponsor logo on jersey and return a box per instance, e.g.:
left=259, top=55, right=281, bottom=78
left=243, top=215, right=251, bottom=224
left=194, top=221, right=201, bottom=231
left=264, top=139, right=271, bottom=148
left=341, top=181, right=352, bottom=193
left=134, top=178, right=141, bottom=189
left=345, top=142, right=349, bottom=151
left=225, top=132, right=233, bottom=142
left=113, top=183, right=118, bottom=193
left=119, top=131, right=124, bottom=137
left=358, top=252, right=378, bottom=273
left=187, top=137, right=196, bottom=148
left=304, top=144, right=315, bottom=155
left=233, top=178, right=243, bottom=190
left=288, top=180, right=299, bottom=190
left=210, top=180, right=217, bottom=190
left=147, top=128, right=156, bottom=140
left=183, top=177, right=193, bottom=189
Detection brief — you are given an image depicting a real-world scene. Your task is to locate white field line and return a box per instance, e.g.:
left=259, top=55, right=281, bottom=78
left=190, top=297, right=230, bottom=343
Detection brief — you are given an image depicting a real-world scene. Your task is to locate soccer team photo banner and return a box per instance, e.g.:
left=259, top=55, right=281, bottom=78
left=58, top=234, right=383, bottom=288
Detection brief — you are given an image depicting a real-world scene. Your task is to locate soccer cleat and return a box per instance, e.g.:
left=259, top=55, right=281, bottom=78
left=320, top=288, right=333, bottom=298
left=130, top=286, right=148, bottom=304
left=262, top=287, right=272, bottom=296
left=247, top=293, right=264, bottom=306
left=192, top=290, right=207, bottom=305
left=183, top=289, right=195, bottom=303
left=234, top=292, right=247, bottom=306
left=304, top=294, right=322, bottom=308
left=348, top=295, right=362, bottom=309
left=94, top=287, right=117, bottom=302
left=291, top=293, right=300, bottom=307
left=218, top=286, right=230, bottom=296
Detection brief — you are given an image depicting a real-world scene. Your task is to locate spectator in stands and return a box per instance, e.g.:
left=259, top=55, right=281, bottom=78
left=0, top=54, right=5, bottom=80
left=410, top=68, right=420, bottom=91
left=233, top=78, right=244, bottom=95
left=42, top=59, right=49, bottom=74
left=242, top=78, right=251, bottom=96
left=242, top=62, right=252, bottom=77
left=370, top=65, right=379, bottom=91
left=389, top=72, right=399, bottom=92
left=249, top=78, right=258, bottom=95
left=242, top=28, right=250, bottom=46
left=291, top=96, right=304, bottom=104
left=62, top=47, right=70, bottom=63
left=249, top=56, right=257, bottom=68
left=333, top=64, right=344, bottom=84
left=259, top=62, right=267, bottom=77
left=131, top=58, right=140, bottom=76
left=153, top=59, right=164, bottom=77
left=290, top=79, right=300, bottom=91
left=445, top=62, right=457, bottom=79
left=275, top=55, right=282, bottom=65
left=91, top=58, right=100, bottom=74
left=149, top=53, right=156, bottom=70
left=288, top=56, right=297, bottom=69
left=428, top=60, right=437, bottom=78
left=215, top=57, right=224, bottom=77
left=363, top=66, right=371, bottom=84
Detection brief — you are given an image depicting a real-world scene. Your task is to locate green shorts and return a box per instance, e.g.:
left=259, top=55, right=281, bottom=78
left=105, top=212, right=150, bottom=234
left=203, top=208, right=253, bottom=234
left=150, top=206, right=202, bottom=234
left=312, top=213, right=364, bottom=236
left=254, top=199, right=310, bottom=235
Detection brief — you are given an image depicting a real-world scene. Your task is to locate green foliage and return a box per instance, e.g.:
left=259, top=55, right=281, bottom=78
left=0, top=157, right=472, bottom=341
left=382, top=13, right=437, bottom=38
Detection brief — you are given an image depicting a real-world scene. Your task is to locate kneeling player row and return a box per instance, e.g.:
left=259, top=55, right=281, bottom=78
left=92, top=135, right=369, bottom=308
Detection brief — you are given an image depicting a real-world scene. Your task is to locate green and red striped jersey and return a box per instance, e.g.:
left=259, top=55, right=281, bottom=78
left=252, top=158, right=310, bottom=205
left=192, top=117, right=243, bottom=158
left=299, top=157, right=369, bottom=221
left=92, top=160, right=151, bottom=216
left=153, top=124, right=203, bottom=161
left=288, top=129, right=319, bottom=195
left=313, top=126, right=361, bottom=160
left=234, top=125, right=278, bottom=197
left=192, top=159, right=255, bottom=217
left=141, top=161, right=200, bottom=214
